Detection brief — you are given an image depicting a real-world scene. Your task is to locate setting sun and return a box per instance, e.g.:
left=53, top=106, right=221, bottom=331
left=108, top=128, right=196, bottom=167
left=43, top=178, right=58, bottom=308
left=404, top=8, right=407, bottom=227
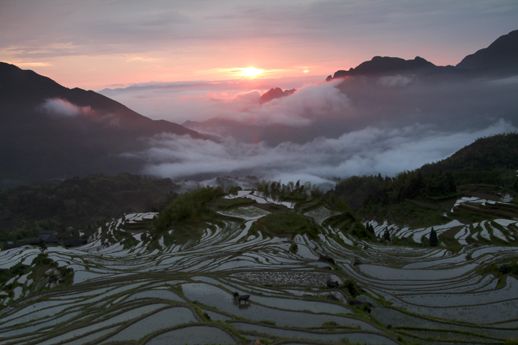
left=239, top=67, right=263, bottom=77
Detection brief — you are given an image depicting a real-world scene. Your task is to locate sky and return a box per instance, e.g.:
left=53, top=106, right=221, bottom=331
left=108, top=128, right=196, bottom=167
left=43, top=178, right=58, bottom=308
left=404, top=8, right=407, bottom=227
left=2, top=0, right=518, bottom=186
left=1, top=0, right=518, bottom=91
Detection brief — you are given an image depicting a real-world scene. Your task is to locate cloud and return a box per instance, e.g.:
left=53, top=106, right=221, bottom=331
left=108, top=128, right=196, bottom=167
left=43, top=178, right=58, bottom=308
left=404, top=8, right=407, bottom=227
left=100, top=77, right=348, bottom=128
left=377, top=74, right=414, bottom=87
left=39, top=98, right=92, bottom=117
left=123, top=119, right=516, bottom=189
left=101, top=71, right=518, bottom=151
left=180, top=79, right=351, bottom=129
left=98, top=75, right=326, bottom=123
left=255, top=80, right=350, bottom=125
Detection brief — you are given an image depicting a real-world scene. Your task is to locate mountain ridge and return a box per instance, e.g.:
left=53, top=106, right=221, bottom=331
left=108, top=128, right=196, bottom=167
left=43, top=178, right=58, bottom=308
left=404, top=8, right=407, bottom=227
left=0, top=62, right=205, bottom=188
left=327, top=29, right=518, bottom=80
left=456, top=29, right=518, bottom=74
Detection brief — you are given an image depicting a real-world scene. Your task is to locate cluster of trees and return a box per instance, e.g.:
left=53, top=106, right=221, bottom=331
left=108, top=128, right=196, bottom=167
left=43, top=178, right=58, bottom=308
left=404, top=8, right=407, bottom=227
left=380, top=227, right=438, bottom=247
left=0, top=173, right=178, bottom=245
left=331, top=170, right=457, bottom=214
left=330, top=133, right=518, bottom=219
left=365, top=170, right=457, bottom=205
left=154, top=186, right=224, bottom=231
left=450, top=170, right=506, bottom=187
left=256, top=180, right=323, bottom=201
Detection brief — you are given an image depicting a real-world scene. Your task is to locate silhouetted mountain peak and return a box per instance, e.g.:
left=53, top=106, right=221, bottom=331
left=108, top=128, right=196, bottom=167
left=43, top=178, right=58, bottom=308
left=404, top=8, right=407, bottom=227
left=456, top=29, right=518, bottom=74
left=260, top=87, right=296, bottom=103
left=328, top=29, right=518, bottom=81
left=331, top=56, right=436, bottom=79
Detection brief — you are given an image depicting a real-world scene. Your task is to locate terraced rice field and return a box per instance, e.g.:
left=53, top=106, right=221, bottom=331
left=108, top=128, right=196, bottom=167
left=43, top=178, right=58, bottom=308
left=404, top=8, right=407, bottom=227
left=1, top=191, right=518, bottom=344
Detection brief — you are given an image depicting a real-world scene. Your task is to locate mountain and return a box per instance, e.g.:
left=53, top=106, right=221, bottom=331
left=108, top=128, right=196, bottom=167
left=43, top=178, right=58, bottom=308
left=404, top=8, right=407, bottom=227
left=327, top=56, right=440, bottom=80
left=328, top=29, right=518, bottom=80
left=260, top=87, right=296, bottom=103
left=456, top=29, right=518, bottom=75
left=420, top=132, right=518, bottom=174
left=0, top=62, right=204, bottom=188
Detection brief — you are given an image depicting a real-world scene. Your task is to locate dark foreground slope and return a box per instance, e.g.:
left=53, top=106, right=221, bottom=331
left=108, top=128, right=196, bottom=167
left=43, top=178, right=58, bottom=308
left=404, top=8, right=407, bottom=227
left=0, top=62, right=204, bottom=188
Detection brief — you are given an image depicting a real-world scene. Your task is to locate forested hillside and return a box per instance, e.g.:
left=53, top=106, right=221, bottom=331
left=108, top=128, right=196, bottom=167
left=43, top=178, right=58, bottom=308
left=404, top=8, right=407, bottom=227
left=328, top=133, right=518, bottom=227
left=421, top=133, right=518, bottom=173
left=0, top=174, right=178, bottom=247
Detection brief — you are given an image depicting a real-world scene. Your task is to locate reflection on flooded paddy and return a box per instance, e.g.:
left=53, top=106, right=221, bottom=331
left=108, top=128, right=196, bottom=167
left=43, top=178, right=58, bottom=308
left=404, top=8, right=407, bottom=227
left=231, top=322, right=397, bottom=344
left=125, top=289, right=185, bottom=302
left=181, top=283, right=371, bottom=329
left=359, top=263, right=478, bottom=281
left=104, top=307, right=197, bottom=342
left=36, top=304, right=168, bottom=345
left=145, top=325, right=237, bottom=345
left=2, top=192, right=518, bottom=345
left=251, top=295, right=352, bottom=314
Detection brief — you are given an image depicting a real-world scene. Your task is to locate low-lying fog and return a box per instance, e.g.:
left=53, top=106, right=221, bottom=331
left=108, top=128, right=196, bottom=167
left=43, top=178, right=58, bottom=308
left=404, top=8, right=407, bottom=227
left=108, top=74, right=518, bottom=185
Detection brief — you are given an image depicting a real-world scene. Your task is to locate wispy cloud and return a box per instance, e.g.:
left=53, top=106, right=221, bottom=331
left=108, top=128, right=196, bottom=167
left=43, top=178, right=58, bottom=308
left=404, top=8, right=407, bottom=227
left=38, top=98, right=92, bottom=118
left=11, top=61, right=52, bottom=68
left=123, top=119, right=515, bottom=187
left=98, top=75, right=326, bottom=123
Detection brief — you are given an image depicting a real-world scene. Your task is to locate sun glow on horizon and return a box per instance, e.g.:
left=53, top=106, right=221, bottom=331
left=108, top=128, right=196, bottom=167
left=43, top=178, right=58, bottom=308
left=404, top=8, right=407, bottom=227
left=238, top=67, right=264, bottom=77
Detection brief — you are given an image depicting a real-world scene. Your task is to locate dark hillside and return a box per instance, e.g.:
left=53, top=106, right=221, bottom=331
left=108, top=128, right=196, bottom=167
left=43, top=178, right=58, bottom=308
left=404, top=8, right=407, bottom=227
left=420, top=133, right=518, bottom=173
left=328, top=133, right=518, bottom=226
left=456, top=29, right=518, bottom=75
left=0, top=173, right=178, bottom=246
left=0, top=62, right=204, bottom=188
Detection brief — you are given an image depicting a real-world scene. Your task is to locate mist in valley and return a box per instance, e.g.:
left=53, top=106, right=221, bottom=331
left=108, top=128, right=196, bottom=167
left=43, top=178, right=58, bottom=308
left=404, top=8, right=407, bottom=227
left=116, top=73, right=518, bottom=185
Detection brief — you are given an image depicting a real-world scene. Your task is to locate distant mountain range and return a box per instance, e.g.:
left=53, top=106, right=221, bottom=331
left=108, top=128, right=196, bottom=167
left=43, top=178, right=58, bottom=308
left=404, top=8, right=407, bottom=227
left=0, top=62, right=204, bottom=188
left=327, top=29, right=518, bottom=80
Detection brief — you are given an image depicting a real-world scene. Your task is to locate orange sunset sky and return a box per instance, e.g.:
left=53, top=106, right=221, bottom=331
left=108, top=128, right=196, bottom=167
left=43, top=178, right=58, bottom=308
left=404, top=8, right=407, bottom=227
left=1, top=0, right=517, bottom=92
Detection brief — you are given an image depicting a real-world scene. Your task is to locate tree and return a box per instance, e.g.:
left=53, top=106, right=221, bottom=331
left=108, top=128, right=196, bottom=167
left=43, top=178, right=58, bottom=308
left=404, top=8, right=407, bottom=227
left=383, top=228, right=391, bottom=242
left=366, top=222, right=375, bottom=235
left=38, top=239, right=47, bottom=254
left=429, top=227, right=438, bottom=247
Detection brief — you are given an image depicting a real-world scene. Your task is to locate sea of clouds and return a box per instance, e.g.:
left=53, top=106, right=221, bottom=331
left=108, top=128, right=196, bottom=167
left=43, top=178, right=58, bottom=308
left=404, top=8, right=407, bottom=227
left=111, top=74, right=518, bottom=186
